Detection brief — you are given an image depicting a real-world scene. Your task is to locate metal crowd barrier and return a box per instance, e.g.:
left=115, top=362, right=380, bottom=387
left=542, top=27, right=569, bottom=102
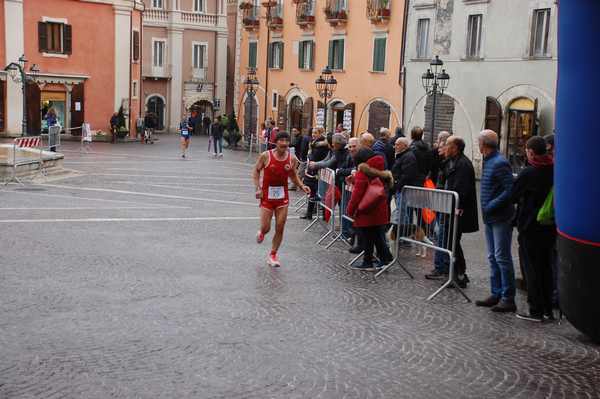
left=5, top=136, right=44, bottom=185
left=326, top=181, right=353, bottom=250
left=293, top=161, right=309, bottom=213
left=375, top=185, right=469, bottom=302
left=303, top=168, right=336, bottom=244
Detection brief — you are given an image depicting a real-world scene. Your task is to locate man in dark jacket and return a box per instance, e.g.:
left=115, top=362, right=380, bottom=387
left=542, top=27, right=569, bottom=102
left=511, top=136, right=555, bottom=322
left=301, top=128, right=329, bottom=220
left=391, top=137, right=420, bottom=231
left=372, top=128, right=395, bottom=170
left=409, top=126, right=433, bottom=185
left=426, top=136, right=479, bottom=287
left=475, top=130, right=516, bottom=313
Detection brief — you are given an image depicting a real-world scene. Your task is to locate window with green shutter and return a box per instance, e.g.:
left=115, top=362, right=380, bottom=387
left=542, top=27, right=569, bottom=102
left=268, top=42, right=284, bottom=69
left=298, top=40, right=315, bottom=70
left=372, top=37, right=386, bottom=72
left=328, top=39, right=344, bottom=70
left=249, top=42, right=257, bottom=68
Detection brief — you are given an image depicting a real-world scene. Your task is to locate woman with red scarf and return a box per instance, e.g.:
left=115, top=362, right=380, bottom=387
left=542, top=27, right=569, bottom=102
left=511, top=136, right=555, bottom=322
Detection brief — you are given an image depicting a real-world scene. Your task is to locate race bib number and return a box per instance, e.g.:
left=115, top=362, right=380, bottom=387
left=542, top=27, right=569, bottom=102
left=268, top=186, right=285, bottom=200
left=181, top=130, right=189, bottom=136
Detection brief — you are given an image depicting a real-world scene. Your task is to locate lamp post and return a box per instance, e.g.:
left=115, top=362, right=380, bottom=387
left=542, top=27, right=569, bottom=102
left=315, top=66, right=337, bottom=131
left=244, top=67, right=260, bottom=155
left=261, top=1, right=277, bottom=125
left=421, top=55, right=450, bottom=146
left=4, top=55, right=40, bottom=136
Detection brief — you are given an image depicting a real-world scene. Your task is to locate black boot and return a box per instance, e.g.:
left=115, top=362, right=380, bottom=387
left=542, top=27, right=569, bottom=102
left=300, top=201, right=315, bottom=220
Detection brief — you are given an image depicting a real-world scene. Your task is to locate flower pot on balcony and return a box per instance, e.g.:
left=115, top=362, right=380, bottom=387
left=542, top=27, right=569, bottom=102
left=378, top=8, right=391, bottom=18
left=239, top=1, right=253, bottom=10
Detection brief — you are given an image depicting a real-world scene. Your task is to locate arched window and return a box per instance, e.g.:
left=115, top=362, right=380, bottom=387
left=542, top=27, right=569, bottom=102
left=368, top=100, right=391, bottom=135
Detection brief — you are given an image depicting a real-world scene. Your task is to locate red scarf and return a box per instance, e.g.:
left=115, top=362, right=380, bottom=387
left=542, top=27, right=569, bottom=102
left=528, top=154, right=554, bottom=168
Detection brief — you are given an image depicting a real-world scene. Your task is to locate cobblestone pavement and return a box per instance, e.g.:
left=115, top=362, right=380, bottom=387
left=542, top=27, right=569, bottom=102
left=1, top=136, right=599, bottom=399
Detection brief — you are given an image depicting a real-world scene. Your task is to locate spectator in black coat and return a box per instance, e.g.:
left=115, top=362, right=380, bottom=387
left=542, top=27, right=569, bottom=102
left=373, top=128, right=396, bottom=170
left=409, top=126, right=433, bottom=185
left=426, top=136, right=479, bottom=287
left=430, top=131, right=451, bottom=186
left=301, top=128, right=329, bottom=220
left=511, top=136, right=555, bottom=322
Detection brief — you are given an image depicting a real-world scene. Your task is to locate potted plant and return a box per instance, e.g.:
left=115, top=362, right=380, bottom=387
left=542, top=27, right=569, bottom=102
left=239, top=1, right=253, bottom=10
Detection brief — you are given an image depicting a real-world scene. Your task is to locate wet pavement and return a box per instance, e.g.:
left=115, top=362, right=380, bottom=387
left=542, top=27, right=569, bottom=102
left=1, top=135, right=599, bottom=398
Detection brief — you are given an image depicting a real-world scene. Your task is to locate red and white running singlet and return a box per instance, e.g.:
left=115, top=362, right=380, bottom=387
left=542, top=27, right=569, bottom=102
left=260, top=149, right=293, bottom=210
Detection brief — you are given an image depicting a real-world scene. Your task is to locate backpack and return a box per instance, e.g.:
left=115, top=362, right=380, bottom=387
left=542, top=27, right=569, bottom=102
left=537, top=187, right=555, bottom=225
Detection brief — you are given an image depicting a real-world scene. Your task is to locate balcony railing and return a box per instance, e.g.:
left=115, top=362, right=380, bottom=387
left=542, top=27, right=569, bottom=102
left=366, top=0, right=391, bottom=22
left=324, top=0, right=348, bottom=26
left=181, top=11, right=218, bottom=25
left=192, top=67, right=207, bottom=81
left=268, top=3, right=284, bottom=30
left=143, top=64, right=172, bottom=79
left=144, top=8, right=168, bottom=22
left=296, top=0, right=315, bottom=27
left=241, top=3, right=260, bottom=30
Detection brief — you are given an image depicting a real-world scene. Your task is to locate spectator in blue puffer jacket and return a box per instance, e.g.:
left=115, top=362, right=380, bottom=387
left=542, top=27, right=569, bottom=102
left=475, top=129, right=517, bottom=313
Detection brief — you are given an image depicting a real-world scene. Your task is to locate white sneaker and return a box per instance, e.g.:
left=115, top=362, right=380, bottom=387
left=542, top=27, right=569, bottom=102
left=267, top=253, right=281, bottom=267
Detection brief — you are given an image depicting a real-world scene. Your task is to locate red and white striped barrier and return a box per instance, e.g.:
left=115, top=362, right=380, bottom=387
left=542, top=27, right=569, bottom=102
left=14, top=137, right=41, bottom=148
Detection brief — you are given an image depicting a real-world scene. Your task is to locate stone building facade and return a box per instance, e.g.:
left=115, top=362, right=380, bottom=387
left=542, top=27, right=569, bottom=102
left=403, top=0, right=558, bottom=172
left=142, top=0, right=228, bottom=133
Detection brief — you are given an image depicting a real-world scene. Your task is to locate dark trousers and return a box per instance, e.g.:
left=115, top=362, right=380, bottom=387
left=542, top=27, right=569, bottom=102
left=357, top=225, right=393, bottom=266
left=303, top=177, right=318, bottom=217
left=454, top=230, right=466, bottom=276
left=521, top=228, right=556, bottom=316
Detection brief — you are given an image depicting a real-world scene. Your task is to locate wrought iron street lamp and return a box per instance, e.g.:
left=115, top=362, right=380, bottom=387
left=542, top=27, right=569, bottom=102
left=244, top=67, right=259, bottom=97
left=421, top=55, right=450, bottom=146
left=4, top=55, right=40, bottom=136
left=315, top=66, right=337, bottom=130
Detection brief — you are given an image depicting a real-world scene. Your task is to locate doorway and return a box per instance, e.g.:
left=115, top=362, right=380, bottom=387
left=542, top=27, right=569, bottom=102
left=289, top=96, right=303, bottom=131
left=506, top=97, right=538, bottom=172
left=244, top=95, right=258, bottom=143
left=328, top=101, right=345, bottom=132
left=147, top=96, right=165, bottom=130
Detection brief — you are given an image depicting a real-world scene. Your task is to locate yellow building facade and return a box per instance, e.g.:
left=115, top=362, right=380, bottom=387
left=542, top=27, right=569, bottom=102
left=234, top=0, right=407, bottom=139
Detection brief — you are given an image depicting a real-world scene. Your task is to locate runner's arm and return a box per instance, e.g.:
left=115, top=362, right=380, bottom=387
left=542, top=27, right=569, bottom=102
left=290, top=156, right=311, bottom=194
left=253, top=152, right=267, bottom=198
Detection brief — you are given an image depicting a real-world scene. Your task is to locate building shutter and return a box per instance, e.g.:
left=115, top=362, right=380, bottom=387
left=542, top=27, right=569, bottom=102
left=277, top=95, right=287, bottom=131
left=26, top=82, right=41, bottom=135
left=133, top=31, right=140, bottom=61
left=278, top=42, right=284, bottom=69
left=301, top=97, right=313, bottom=134
left=309, top=41, right=315, bottom=70
left=63, top=24, right=72, bottom=54
left=298, top=41, right=305, bottom=69
left=70, top=83, right=85, bottom=133
left=328, top=40, right=334, bottom=69
left=373, top=38, right=386, bottom=71
left=267, top=43, right=273, bottom=68
left=533, top=98, right=539, bottom=136
left=249, top=42, right=257, bottom=68
left=368, top=101, right=391, bottom=134
left=336, top=40, right=344, bottom=69
left=38, top=22, right=47, bottom=53
left=484, top=96, right=503, bottom=138
left=0, top=81, right=5, bottom=131
left=343, top=103, right=355, bottom=136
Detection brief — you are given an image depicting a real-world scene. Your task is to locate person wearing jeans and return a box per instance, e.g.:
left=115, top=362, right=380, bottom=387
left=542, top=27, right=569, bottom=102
left=475, top=130, right=516, bottom=313
left=211, top=116, right=224, bottom=158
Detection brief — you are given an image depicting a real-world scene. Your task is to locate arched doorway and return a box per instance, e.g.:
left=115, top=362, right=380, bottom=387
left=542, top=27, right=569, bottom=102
left=289, top=96, right=303, bottom=131
left=190, top=100, right=214, bottom=135
left=328, top=101, right=345, bottom=132
left=506, top=97, right=538, bottom=172
left=147, top=95, right=165, bottom=130
left=244, top=95, right=258, bottom=144
left=368, top=100, right=391, bottom=134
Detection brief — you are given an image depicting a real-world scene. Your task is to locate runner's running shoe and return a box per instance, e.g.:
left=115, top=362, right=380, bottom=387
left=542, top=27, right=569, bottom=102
left=256, top=231, right=265, bottom=244
left=267, top=253, right=281, bottom=267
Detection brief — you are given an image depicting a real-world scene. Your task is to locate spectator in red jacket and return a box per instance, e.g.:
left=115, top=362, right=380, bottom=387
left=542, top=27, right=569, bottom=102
left=346, top=148, right=394, bottom=271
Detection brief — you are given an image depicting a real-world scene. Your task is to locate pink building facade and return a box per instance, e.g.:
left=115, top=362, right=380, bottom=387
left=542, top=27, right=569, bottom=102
left=1, top=0, right=143, bottom=137
left=234, top=0, right=407, bottom=140
left=141, top=0, right=228, bottom=133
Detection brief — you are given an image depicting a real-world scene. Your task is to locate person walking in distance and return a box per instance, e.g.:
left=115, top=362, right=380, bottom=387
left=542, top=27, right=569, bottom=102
left=179, top=115, right=192, bottom=158
left=475, top=130, right=517, bottom=313
left=211, top=116, right=224, bottom=158
left=254, top=132, right=311, bottom=267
